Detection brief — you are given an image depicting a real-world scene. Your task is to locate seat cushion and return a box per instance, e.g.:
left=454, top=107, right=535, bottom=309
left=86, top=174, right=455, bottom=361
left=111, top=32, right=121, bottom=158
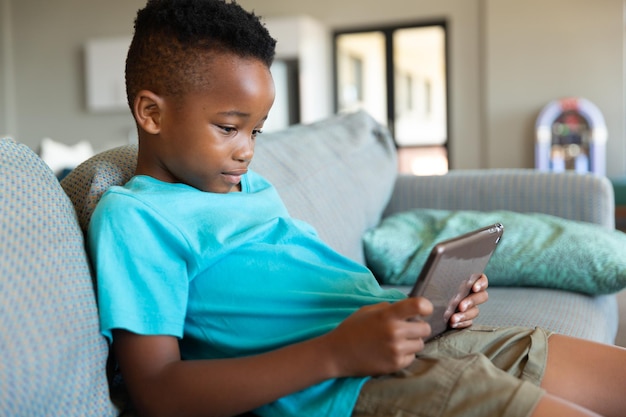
left=0, top=138, right=117, bottom=416
left=476, top=287, right=618, bottom=344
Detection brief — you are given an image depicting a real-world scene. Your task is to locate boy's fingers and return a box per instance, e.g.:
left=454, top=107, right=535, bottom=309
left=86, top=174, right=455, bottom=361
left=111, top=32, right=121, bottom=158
left=389, top=297, right=433, bottom=320
left=473, top=274, right=489, bottom=291
left=460, top=290, right=489, bottom=312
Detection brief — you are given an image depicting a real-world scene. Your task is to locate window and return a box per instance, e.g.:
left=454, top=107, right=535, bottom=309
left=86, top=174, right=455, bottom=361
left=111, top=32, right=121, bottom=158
left=264, top=58, right=301, bottom=133
left=334, top=22, right=449, bottom=175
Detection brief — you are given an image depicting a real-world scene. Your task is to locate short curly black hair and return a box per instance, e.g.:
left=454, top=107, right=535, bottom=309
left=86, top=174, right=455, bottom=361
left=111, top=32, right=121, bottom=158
left=125, top=0, right=277, bottom=109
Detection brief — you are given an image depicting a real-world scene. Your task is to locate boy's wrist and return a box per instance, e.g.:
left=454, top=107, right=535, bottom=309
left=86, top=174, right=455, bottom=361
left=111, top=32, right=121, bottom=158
left=310, top=333, right=346, bottom=379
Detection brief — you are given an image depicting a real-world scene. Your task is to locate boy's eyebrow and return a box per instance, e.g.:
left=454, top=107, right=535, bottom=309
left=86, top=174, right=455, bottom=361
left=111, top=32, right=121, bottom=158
left=218, top=110, right=250, bottom=117
left=218, top=110, right=269, bottom=122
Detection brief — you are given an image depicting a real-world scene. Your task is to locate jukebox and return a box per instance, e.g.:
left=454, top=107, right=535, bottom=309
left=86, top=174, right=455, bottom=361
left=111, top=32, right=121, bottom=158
left=535, top=97, right=607, bottom=176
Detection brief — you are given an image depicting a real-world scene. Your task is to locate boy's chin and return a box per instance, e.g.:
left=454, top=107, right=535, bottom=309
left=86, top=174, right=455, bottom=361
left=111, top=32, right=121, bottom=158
left=195, top=181, right=241, bottom=194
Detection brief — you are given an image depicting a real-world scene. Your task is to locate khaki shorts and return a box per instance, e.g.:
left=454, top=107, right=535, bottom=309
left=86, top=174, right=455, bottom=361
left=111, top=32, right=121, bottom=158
left=353, top=326, right=551, bottom=417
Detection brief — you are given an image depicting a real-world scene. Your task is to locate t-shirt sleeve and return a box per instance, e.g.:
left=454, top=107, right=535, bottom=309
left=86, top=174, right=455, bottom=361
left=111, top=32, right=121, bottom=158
left=88, top=190, right=190, bottom=342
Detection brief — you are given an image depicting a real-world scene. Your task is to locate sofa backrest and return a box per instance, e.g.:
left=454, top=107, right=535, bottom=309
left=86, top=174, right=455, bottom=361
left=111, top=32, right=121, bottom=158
left=251, top=110, right=398, bottom=262
left=0, top=138, right=118, bottom=416
left=62, top=110, right=398, bottom=264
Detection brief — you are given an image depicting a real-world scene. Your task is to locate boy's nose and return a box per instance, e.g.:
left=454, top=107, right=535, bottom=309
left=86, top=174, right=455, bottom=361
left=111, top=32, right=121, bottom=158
left=234, top=136, right=254, bottom=162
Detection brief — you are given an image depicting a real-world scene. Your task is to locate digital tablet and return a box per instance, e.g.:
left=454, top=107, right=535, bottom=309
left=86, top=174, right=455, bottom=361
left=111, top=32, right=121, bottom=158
left=409, top=223, right=504, bottom=341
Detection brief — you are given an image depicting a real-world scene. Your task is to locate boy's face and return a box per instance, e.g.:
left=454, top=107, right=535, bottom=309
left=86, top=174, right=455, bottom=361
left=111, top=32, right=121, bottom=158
left=140, top=54, right=275, bottom=193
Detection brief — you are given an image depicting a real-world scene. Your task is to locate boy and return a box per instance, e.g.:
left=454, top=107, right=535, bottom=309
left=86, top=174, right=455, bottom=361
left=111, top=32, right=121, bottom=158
left=88, top=1, right=626, bottom=416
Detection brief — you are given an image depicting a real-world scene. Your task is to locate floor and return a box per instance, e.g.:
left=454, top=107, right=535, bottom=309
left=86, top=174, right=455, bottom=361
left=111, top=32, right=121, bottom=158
left=616, top=289, right=626, bottom=347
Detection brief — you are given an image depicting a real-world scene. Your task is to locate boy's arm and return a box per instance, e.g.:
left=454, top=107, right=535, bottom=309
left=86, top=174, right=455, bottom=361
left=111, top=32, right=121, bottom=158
left=113, top=297, right=433, bottom=417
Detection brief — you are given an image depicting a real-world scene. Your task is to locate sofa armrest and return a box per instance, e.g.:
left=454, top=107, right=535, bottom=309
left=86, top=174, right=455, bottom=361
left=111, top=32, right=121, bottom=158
left=384, top=169, right=615, bottom=229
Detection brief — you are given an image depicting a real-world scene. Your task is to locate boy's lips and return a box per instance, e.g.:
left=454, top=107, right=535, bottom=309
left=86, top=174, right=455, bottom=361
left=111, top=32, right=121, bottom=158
left=222, top=169, right=247, bottom=184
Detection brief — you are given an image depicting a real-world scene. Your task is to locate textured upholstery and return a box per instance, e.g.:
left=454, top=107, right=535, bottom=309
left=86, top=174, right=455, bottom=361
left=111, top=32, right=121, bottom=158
left=477, top=288, right=618, bottom=342
left=61, top=144, right=138, bottom=234
left=387, top=169, right=615, bottom=229
left=0, top=138, right=117, bottom=416
left=250, top=110, right=397, bottom=263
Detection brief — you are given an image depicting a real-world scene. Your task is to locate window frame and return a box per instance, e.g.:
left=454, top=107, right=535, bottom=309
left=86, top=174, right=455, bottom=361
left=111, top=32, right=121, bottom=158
left=332, top=20, right=451, bottom=170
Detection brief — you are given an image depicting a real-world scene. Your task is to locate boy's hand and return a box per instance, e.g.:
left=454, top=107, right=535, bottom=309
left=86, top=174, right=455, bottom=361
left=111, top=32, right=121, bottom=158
left=449, top=273, right=489, bottom=329
left=322, top=297, right=433, bottom=378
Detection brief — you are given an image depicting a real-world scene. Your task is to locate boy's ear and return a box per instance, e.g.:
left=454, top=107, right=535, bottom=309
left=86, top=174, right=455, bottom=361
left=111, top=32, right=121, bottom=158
left=133, top=90, right=164, bottom=134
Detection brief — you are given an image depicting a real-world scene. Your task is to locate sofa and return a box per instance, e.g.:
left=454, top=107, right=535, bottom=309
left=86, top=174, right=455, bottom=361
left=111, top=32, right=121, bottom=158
left=0, top=110, right=620, bottom=416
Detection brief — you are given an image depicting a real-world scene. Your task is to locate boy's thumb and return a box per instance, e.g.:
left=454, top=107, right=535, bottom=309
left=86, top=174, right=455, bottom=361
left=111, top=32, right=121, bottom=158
left=394, top=296, right=433, bottom=320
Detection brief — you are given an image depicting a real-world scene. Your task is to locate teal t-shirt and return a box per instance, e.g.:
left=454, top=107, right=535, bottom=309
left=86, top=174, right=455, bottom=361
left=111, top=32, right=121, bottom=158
left=88, top=171, right=406, bottom=417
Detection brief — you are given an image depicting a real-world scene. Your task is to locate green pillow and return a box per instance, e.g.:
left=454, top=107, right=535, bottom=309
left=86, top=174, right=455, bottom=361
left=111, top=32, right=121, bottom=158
left=363, top=209, right=626, bottom=295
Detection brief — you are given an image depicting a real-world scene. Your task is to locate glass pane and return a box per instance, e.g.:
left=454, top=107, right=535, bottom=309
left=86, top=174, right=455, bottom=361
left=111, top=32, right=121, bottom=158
left=397, top=146, right=448, bottom=175
left=265, top=60, right=290, bottom=132
left=393, top=26, right=447, bottom=147
left=266, top=59, right=300, bottom=133
left=336, top=32, right=387, bottom=125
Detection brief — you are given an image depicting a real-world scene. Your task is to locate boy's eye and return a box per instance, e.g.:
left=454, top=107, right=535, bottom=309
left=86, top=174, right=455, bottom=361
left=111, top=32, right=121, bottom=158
left=252, top=129, right=263, bottom=137
left=219, top=126, right=235, bottom=134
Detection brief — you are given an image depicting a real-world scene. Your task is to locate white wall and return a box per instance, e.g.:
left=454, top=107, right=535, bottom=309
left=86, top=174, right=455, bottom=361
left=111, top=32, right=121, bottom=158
left=484, top=0, right=625, bottom=175
left=6, top=0, right=143, bottom=151
left=0, top=0, right=11, bottom=137
left=1, top=0, right=625, bottom=175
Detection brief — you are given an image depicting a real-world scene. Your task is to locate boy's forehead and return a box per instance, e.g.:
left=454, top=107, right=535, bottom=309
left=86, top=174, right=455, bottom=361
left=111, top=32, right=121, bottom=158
left=177, top=54, right=275, bottom=106
left=158, top=50, right=239, bottom=95
left=195, top=52, right=272, bottom=87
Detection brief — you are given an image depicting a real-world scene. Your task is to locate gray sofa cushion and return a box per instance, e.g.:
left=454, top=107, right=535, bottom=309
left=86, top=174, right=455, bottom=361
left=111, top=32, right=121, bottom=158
left=62, top=110, right=398, bottom=264
left=386, top=285, right=618, bottom=344
left=251, top=111, right=398, bottom=263
left=0, top=138, right=117, bottom=416
left=478, top=288, right=618, bottom=343
left=61, top=144, right=138, bottom=234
